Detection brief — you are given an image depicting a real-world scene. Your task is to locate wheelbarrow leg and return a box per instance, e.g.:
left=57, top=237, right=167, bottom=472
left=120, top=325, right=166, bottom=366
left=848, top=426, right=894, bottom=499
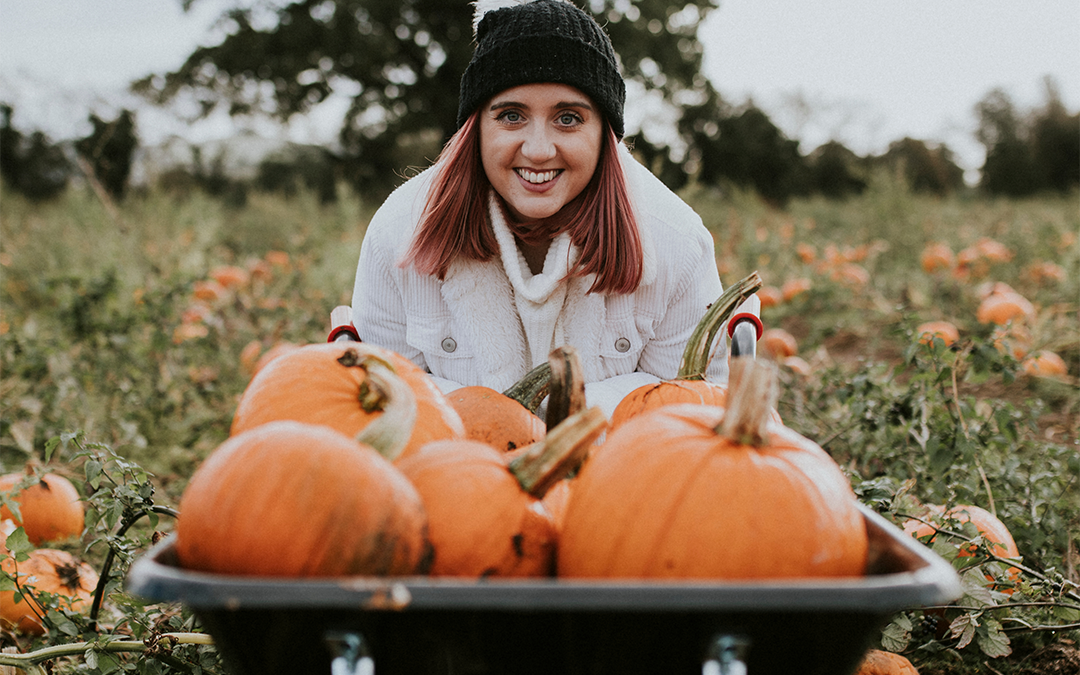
left=702, top=634, right=750, bottom=675
left=325, top=630, right=374, bottom=675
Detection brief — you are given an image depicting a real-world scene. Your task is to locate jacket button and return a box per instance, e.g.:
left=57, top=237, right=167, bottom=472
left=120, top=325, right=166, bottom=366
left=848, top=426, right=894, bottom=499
left=614, top=337, right=631, bottom=353
left=441, top=337, right=457, bottom=353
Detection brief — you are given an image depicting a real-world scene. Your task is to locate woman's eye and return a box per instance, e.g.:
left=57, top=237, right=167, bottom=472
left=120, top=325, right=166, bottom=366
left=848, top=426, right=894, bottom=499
left=499, top=110, right=522, bottom=123
left=558, top=112, right=581, bottom=126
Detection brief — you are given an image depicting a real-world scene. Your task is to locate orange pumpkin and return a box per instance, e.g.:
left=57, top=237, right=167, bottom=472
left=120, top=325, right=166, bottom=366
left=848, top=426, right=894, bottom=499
left=0, top=471, right=84, bottom=545
left=1, top=548, right=99, bottom=634
left=915, top=321, right=960, bottom=347
left=177, top=420, right=431, bottom=577
left=781, top=277, right=811, bottom=301
left=760, top=327, right=798, bottom=359
left=609, top=272, right=762, bottom=429
left=208, top=264, right=250, bottom=289
left=231, top=342, right=464, bottom=460
left=757, top=285, right=783, bottom=308
left=920, top=242, right=955, bottom=273
left=976, top=290, right=1034, bottom=325
left=398, top=406, right=604, bottom=578
left=447, top=362, right=549, bottom=454
left=559, top=360, right=868, bottom=579
left=1021, top=350, right=1068, bottom=378
left=540, top=478, right=573, bottom=532
left=904, top=503, right=1021, bottom=591
left=854, top=649, right=919, bottom=675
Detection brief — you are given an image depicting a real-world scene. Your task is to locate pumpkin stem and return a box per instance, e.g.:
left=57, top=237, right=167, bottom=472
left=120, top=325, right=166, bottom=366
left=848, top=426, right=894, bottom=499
left=338, top=347, right=417, bottom=461
left=677, top=271, right=763, bottom=380
left=718, top=359, right=778, bottom=447
left=544, top=346, right=585, bottom=432
left=508, top=407, right=607, bottom=498
left=502, top=361, right=552, bottom=414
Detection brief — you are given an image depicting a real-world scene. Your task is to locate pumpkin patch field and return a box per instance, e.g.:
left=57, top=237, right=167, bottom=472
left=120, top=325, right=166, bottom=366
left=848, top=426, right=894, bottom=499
left=1, top=175, right=1077, bottom=674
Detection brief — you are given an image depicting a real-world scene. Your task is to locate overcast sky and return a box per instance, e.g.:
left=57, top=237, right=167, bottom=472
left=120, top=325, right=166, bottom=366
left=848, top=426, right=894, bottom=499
left=1, top=0, right=1077, bottom=177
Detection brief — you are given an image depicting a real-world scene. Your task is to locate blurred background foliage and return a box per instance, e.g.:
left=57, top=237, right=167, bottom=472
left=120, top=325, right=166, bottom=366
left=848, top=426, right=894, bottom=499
left=1, top=0, right=1077, bottom=208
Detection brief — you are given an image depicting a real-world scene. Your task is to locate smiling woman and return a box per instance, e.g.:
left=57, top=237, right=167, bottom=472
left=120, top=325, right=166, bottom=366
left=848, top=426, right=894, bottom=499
left=349, top=0, right=757, bottom=417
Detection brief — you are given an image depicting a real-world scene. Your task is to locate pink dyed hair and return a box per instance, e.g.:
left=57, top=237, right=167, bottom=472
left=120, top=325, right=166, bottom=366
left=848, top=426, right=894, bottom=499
left=402, top=111, right=643, bottom=295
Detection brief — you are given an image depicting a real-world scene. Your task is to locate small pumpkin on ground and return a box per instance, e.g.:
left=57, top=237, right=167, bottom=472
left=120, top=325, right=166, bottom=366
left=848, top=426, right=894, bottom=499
left=903, top=503, right=1021, bottom=591
left=854, top=649, right=919, bottom=675
left=231, top=342, right=465, bottom=460
left=609, top=272, right=762, bottom=430
left=0, top=470, right=85, bottom=545
left=760, top=327, right=798, bottom=359
left=447, top=361, right=550, bottom=453
left=559, top=359, right=868, bottom=579
left=1021, top=350, right=1068, bottom=378
left=1, top=548, right=99, bottom=635
left=179, top=357, right=431, bottom=577
left=915, top=320, right=960, bottom=347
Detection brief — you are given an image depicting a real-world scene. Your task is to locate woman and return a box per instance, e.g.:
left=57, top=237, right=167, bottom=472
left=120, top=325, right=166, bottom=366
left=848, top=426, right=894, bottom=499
left=350, top=0, right=755, bottom=416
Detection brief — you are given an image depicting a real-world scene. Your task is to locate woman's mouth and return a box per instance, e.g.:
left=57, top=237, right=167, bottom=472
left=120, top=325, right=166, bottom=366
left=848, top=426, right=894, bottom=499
left=515, top=168, right=562, bottom=185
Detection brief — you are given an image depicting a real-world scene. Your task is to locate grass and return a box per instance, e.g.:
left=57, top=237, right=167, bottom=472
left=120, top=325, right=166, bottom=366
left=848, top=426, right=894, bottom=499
left=1, top=173, right=1078, bottom=673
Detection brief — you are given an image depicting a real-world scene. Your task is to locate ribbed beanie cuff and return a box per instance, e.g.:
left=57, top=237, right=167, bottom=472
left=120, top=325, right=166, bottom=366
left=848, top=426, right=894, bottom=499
left=458, top=0, right=626, bottom=138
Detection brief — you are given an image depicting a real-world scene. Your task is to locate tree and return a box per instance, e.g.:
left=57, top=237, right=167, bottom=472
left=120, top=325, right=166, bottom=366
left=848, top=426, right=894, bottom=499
left=975, top=88, right=1038, bottom=197
left=0, top=104, right=72, bottom=201
left=682, top=97, right=808, bottom=206
left=75, top=110, right=139, bottom=201
left=878, top=137, right=964, bottom=196
left=1029, top=77, right=1079, bottom=193
left=138, top=0, right=721, bottom=198
left=806, top=140, right=867, bottom=199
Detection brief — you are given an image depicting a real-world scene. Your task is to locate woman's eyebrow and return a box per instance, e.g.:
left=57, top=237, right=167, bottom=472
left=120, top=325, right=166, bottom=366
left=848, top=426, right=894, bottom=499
left=489, top=100, right=594, bottom=111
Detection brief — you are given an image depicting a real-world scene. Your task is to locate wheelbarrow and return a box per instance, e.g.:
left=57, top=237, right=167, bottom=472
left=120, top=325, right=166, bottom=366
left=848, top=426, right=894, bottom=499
left=126, top=505, right=960, bottom=675
left=127, top=301, right=959, bottom=673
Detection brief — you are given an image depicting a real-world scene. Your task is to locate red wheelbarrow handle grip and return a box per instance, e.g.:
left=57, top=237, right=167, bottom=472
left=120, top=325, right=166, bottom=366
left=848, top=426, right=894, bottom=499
left=328, top=305, right=361, bottom=343
left=727, top=313, right=763, bottom=340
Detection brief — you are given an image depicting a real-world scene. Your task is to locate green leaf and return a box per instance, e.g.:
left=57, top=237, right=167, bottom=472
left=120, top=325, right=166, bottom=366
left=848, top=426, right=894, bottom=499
left=880, top=613, right=912, bottom=652
left=950, top=613, right=976, bottom=649
left=5, top=526, right=34, bottom=560
left=44, top=435, right=62, bottom=461
left=976, top=617, right=1011, bottom=658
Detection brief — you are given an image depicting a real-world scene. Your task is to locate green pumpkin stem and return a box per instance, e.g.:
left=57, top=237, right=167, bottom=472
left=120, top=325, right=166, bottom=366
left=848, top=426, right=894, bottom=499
left=677, top=271, right=763, bottom=380
left=509, top=407, right=607, bottom=498
left=544, top=345, right=586, bottom=432
left=718, top=359, right=778, bottom=448
left=337, top=346, right=417, bottom=461
left=502, top=361, right=552, bottom=414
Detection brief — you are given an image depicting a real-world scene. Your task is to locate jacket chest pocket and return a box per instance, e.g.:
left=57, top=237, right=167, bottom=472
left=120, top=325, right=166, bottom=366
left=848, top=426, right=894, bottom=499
left=406, top=317, right=475, bottom=384
left=597, top=316, right=645, bottom=378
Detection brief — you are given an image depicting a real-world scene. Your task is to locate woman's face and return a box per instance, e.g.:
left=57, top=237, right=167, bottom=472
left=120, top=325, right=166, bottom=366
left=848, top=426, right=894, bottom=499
left=479, top=83, right=604, bottom=223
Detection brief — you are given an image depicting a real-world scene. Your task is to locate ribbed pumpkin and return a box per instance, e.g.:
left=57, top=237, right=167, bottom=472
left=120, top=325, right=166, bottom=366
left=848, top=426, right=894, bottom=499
left=903, top=503, right=1021, bottom=591
left=609, top=272, right=762, bottom=430
left=447, top=362, right=549, bottom=453
left=177, top=420, right=431, bottom=577
left=854, top=649, right=919, bottom=675
left=181, top=361, right=430, bottom=577
left=231, top=342, right=464, bottom=460
left=1, top=548, right=99, bottom=634
left=0, top=471, right=85, bottom=545
left=559, top=359, right=868, bottom=579
left=397, top=406, right=605, bottom=578
left=915, top=321, right=960, bottom=347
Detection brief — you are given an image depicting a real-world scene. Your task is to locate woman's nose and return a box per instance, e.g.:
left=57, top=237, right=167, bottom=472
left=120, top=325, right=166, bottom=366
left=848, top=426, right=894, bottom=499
left=520, top=124, right=556, bottom=162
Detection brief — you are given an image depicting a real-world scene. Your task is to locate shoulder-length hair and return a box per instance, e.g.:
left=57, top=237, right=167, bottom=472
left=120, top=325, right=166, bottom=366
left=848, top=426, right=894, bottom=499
left=401, top=111, right=643, bottom=295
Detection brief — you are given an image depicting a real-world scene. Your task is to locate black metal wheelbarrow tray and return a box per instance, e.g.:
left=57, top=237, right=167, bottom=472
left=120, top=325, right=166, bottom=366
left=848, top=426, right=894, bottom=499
left=126, top=504, right=960, bottom=675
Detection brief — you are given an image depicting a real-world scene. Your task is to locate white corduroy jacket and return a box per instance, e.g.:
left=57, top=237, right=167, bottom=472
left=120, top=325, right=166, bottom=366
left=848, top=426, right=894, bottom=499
left=350, top=144, right=730, bottom=416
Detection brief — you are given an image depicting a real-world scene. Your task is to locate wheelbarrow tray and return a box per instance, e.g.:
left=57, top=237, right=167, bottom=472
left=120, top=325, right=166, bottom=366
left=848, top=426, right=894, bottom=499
left=126, top=505, right=959, bottom=675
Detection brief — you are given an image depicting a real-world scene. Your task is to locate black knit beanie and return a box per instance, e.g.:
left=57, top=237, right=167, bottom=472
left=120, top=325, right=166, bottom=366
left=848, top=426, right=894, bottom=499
left=457, top=0, right=626, bottom=138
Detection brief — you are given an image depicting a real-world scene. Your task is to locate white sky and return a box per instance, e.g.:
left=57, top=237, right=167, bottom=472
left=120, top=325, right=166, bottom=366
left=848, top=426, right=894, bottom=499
left=1, top=0, right=1077, bottom=177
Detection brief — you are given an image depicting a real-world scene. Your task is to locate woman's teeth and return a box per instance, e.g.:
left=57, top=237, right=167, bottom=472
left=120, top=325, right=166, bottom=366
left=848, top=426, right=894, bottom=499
left=517, top=169, right=560, bottom=184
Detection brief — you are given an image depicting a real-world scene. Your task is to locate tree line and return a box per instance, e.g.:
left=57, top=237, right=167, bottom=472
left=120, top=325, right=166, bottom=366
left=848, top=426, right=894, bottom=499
left=2, top=0, right=1076, bottom=205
